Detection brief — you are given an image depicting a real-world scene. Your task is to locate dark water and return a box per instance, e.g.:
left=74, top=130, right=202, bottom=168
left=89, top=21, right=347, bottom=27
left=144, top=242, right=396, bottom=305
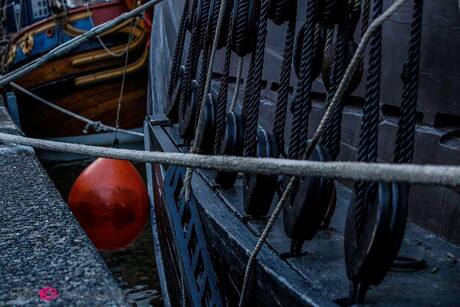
left=42, top=158, right=164, bottom=307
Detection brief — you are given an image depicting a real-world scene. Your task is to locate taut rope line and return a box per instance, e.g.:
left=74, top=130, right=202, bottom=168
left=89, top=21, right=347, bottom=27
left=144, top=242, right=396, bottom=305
left=113, top=17, right=137, bottom=144
left=0, top=132, right=459, bottom=186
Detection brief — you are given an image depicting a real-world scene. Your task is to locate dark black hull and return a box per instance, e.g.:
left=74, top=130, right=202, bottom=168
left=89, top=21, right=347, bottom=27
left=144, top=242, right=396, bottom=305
left=145, top=1, right=460, bottom=306
left=146, top=118, right=460, bottom=306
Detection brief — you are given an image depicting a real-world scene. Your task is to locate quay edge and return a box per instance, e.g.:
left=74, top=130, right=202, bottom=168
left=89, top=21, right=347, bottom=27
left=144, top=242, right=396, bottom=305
left=0, top=96, right=128, bottom=306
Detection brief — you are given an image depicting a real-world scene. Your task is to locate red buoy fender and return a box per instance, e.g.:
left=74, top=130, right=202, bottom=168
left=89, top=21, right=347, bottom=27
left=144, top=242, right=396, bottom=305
left=68, top=158, right=149, bottom=251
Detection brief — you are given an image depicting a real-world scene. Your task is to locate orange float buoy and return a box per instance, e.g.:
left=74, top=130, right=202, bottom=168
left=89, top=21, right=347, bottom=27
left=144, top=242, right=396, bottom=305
left=68, top=158, right=149, bottom=251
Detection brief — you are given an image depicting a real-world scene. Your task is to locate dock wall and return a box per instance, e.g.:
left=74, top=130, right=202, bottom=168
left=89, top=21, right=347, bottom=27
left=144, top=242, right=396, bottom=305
left=0, top=96, right=127, bottom=305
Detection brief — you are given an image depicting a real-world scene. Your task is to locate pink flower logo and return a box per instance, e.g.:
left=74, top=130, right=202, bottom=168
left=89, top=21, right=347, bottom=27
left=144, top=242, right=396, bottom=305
left=39, top=287, right=59, bottom=301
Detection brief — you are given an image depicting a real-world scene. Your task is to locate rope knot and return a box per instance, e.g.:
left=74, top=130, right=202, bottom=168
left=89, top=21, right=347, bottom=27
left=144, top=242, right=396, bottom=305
left=83, top=121, right=103, bottom=134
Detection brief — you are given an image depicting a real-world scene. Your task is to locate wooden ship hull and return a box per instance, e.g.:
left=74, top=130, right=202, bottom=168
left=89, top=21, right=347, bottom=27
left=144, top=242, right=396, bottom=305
left=3, top=0, right=150, bottom=138
left=145, top=0, right=460, bottom=306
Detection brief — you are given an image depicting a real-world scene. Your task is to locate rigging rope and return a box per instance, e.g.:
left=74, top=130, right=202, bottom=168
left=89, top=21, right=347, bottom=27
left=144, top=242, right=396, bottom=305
left=321, top=27, right=348, bottom=159
left=394, top=0, right=423, bottom=165
left=0, top=0, right=165, bottom=88
left=85, top=2, right=130, bottom=58
left=113, top=17, right=137, bottom=144
left=361, top=0, right=372, bottom=35
left=9, top=82, right=143, bottom=137
left=213, top=28, right=233, bottom=152
left=196, top=0, right=222, bottom=108
left=168, top=0, right=190, bottom=97
left=242, top=0, right=270, bottom=158
left=230, top=57, right=245, bottom=113
left=184, top=0, right=229, bottom=201
left=237, top=0, right=411, bottom=304
left=178, top=0, right=209, bottom=134
left=273, top=17, right=296, bottom=155
left=287, top=0, right=316, bottom=160
left=354, top=0, right=383, bottom=239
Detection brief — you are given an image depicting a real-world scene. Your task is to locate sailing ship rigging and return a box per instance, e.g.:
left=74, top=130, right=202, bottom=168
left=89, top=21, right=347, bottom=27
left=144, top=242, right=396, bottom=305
left=146, top=0, right=460, bottom=305
left=0, top=0, right=459, bottom=306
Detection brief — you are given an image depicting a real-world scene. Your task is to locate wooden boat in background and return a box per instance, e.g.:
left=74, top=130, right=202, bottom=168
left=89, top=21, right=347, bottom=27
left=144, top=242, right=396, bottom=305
left=2, top=0, right=150, bottom=138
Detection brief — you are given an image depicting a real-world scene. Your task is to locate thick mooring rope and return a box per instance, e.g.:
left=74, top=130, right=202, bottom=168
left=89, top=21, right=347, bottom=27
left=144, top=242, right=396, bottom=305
left=237, top=0, right=411, bottom=304
left=0, top=132, right=459, bottom=186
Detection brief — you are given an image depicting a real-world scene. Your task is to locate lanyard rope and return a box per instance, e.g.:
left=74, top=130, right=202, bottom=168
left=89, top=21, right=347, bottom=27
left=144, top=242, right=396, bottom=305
left=361, top=0, right=372, bottom=35
left=320, top=26, right=351, bottom=159
left=273, top=18, right=296, bottom=154
left=178, top=0, right=210, bottom=128
left=286, top=1, right=317, bottom=160
left=195, top=0, right=222, bottom=107
left=213, top=12, right=235, bottom=153
left=394, top=0, right=423, bottom=165
left=168, top=0, right=190, bottom=98
left=353, top=0, right=383, bottom=237
left=242, top=0, right=270, bottom=158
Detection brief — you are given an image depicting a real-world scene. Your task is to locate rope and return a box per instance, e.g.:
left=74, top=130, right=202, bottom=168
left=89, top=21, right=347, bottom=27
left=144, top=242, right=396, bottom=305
left=394, top=0, right=423, bottom=165
left=184, top=0, right=229, bottom=201
left=0, top=132, right=459, bottom=186
left=168, top=0, right=190, bottom=97
left=273, top=17, right=296, bottom=154
left=287, top=0, right=316, bottom=160
left=240, top=51, right=256, bottom=124
left=237, top=0, right=410, bottom=304
left=0, top=0, right=164, bottom=88
left=178, top=0, right=209, bottom=132
left=324, top=27, right=335, bottom=64
left=361, top=0, right=372, bottom=35
left=354, top=0, right=383, bottom=238
left=196, top=0, right=221, bottom=107
left=177, top=2, right=198, bottom=120
left=214, top=20, right=234, bottom=153
left=321, top=26, right=348, bottom=159
left=113, top=17, right=137, bottom=144
left=297, top=22, right=323, bottom=155
left=214, top=16, right=243, bottom=153
left=230, top=57, right=245, bottom=113
left=9, top=82, right=143, bottom=137
left=85, top=2, right=130, bottom=58
left=242, top=0, right=270, bottom=158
